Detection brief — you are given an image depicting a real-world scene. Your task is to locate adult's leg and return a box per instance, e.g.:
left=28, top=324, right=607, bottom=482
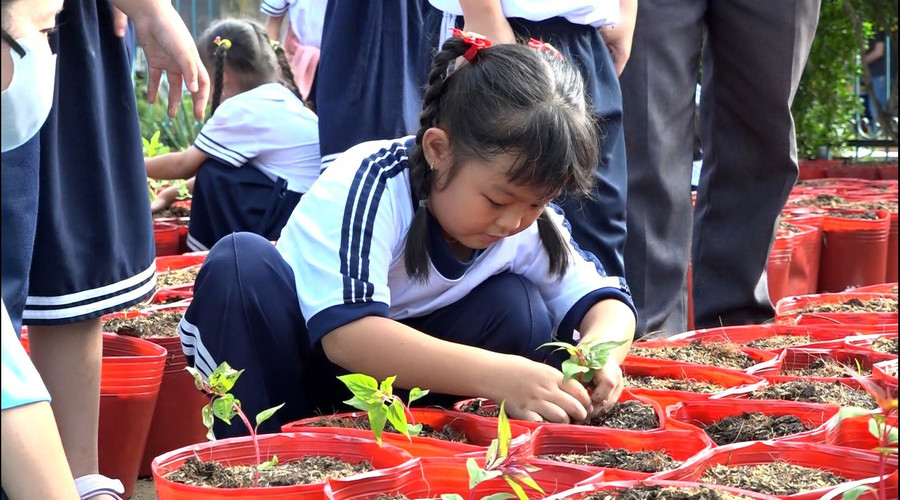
left=620, top=0, right=706, bottom=336
left=692, top=0, right=820, bottom=328
left=178, top=233, right=313, bottom=438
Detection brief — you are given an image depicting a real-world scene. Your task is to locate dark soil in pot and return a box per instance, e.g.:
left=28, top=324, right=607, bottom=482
left=629, top=341, right=756, bottom=370
left=166, top=455, right=372, bottom=488
left=744, top=335, right=814, bottom=350
left=872, top=336, right=898, bottom=354
left=304, top=415, right=468, bottom=443
left=699, top=462, right=848, bottom=496
left=157, top=266, right=200, bottom=288
left=782, top=358, right=871, bottom=378
left=624, top=376, right=724, bottom=394
left=155, top=205, right=191, bottom=218
left=794, top=297, right=897, bottom=314
left=104, top=311, right=183, bottom=338
left=457, top=399, right=659, bottom=430
left=701, top=412, right=813, bottom=445
left=582, top=486, right=757, bottom=500
left=749, top=380, right=877, bottom=408
left=538, top=448, right=681, bottom=473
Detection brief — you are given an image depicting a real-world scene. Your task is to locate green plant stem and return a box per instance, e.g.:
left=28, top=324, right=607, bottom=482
left=878, top=424, right=887, bottom=500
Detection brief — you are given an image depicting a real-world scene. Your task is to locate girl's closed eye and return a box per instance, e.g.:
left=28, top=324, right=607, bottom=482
left=485, top=196, right=508, bottom=209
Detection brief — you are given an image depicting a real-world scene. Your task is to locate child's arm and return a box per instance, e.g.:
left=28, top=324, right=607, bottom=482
left=265, top=14, right=285, bottom=43
left=322, top=316, right=594, bottom=423
left=145, top=146, right=208, bottom=180
left=150, top=177, right=194, bottom=214
left=577, top=298, right=636, bottom=417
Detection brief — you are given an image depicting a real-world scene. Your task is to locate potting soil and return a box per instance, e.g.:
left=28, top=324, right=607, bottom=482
left=699, top=462, right=847, bottom=496
left=538, top=448, right=681, bottom=473
left=624, top=376, right=725, bottom=394
left=749, top=380, right=877, bottom=408
left=166, top=455, right=373, bottom=487
left=587, top=400, right=660, bottom=430
left=782, top=357, right=872, bottom=378
left=871, top=336, right=898, bottom=354
left=583, top=486, right=756, bottom=500
left=744, top=335, right=814, bottom=350
left=156, top=266, right=200, bottom=288
left=103, top=312, right=184, bottom=338
left=457, top=399, right=501, bottom=417
left=794, top=297, right=898, bottom=314
left=629, top=341, right=755, bottom=370
left=701, top=412, right=812, bottom=445
left=154, top=205, right=191, bottom=218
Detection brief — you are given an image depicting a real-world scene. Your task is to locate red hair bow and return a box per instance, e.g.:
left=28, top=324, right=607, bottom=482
left=451, top=28, right=491, bottom=62
left=528, top=38, right=563, bottom=60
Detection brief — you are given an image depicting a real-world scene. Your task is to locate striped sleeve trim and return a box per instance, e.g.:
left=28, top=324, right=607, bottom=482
left=338, top=142, right=408, bottom=304
left=260, top=1, right=289, bottom=16
left=195, top=132, right=249, bottom=167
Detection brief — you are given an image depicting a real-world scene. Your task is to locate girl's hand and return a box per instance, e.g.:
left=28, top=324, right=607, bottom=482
left=586, top=357, right=624, bottom=419
left=489, top=355, right=592, bottom=423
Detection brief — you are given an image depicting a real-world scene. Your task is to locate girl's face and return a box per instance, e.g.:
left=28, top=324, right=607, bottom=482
left=1, top=0, right=63, bottom=91
left=429, top=152, right=555, bottom=250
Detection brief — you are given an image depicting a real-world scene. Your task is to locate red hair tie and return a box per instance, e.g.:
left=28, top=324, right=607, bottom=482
left=451, top=28, right=491, bottom=62
left=528, top=38, right=563, bottom=60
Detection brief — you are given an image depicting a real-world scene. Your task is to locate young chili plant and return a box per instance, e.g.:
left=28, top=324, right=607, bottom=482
left=839, top=371, right=898, bottom=500
left=337, top=373, right=428, bottom=445
left=540, top=339, right=626, bottom=385
left=186, top=362, right=285, bottom=488
left=442, top=401, right=543, bottom=500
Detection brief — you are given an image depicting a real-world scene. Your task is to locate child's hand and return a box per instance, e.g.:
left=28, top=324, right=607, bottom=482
left=585, top=357, right=624, bottom=419
left=490, top=355, right=592, bottom=423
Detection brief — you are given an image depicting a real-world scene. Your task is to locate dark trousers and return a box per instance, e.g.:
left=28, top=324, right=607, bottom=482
left=178, top=232, right=552, bottom=438
left=621, top=0, right=821, bottom=335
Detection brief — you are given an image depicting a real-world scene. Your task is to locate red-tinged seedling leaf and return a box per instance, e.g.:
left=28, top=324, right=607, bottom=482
left=409, top=387, right=429, bottom=404
left=201, top=404, right=214, bottom=440
left=503, top=476, right=529, bottom=500
left=185, top=366, right=206, bottom=391
left=513, top=472, right=544, bottom=496
left=841, top=485, right=874, bottom=500
left=467, top=458, right=502, bottom=489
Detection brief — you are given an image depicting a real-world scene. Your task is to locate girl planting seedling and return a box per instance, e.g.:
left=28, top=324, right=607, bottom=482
left=177, top=29, right=636, bottom=438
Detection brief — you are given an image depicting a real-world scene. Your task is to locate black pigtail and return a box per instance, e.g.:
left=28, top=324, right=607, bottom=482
left=211, top=43, right=228, bottom=113
left=537, top=210, right=569, bottom=280
left=272, top=43, right=304, bottom=104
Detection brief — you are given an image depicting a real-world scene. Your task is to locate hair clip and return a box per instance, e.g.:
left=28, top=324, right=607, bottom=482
left=213, top=36, right=232, bottom=50
left=270, top=40, right=281, bottom=50
left=418, top=199, right=428, bottom=209
left=528, top=38, right=563, bottom=60
left=451, top=28, right=491, bottom=62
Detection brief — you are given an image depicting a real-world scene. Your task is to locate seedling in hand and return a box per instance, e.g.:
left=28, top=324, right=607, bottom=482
left=186, top=362, right=284, bottom=487
left=443, top=401, right=543, bottom=500
left=338, top=373, right=428, bottom=445
left=540, top=339, right=626, bottom=385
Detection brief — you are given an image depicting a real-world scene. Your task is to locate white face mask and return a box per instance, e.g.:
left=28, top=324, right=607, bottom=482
left=1, top=35, right=57, bottom=153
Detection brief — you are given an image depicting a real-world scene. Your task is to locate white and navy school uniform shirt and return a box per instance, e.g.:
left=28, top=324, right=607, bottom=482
left=260, top=0, right=327, bottom=48
left=277, top=137, right=635, bottom=346
left=194, top=82, right=320, bottom=194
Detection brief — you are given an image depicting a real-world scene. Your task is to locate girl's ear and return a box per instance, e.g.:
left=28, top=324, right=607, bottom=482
left=421, top=127, right=452, bottom=170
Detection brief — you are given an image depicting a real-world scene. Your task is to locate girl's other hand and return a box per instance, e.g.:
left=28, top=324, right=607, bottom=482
left=488, top=354, right=592, bottom=423
left=586, top=357, right=624, bottom=419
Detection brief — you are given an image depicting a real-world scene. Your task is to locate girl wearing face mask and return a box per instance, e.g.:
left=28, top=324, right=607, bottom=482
left=1, top=3, right=82, bottom=499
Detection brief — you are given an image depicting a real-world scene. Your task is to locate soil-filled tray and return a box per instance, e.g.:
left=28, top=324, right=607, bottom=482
left=625, top=376, right=724, bottom=393
left=303, top=415, right=467, bottom=443
left=701, top=412, right=813, bottom=446
left=157, top=266, right=200, bottom=289
left=871, top=336, right=899, bottom=354
left=103, top=311, right=183, bottom=338
left=455, top=397, right=662, bottom=431
left=538, top=448, right=680, bottom=473
left=781, top=357, right=872, bottom=378
left=166, top=455, right=372, bottom=488
left=628, top=341, right=759, bottom=370
left=698, top=462, right=848, bottom=496
left=744, top=335, right=817, bottom=350
left=793, top=297, right=897, bottom=314
left=578, top=486, right=759, bottom=500
left=155, top=205, right=191, bottom=218
left=748, top=380, right=877, bottom=408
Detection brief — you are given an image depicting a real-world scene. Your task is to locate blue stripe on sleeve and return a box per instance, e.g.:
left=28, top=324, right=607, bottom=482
left=307, top=301, right=391, bottom=347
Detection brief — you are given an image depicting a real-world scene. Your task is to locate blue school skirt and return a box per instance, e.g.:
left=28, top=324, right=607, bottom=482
left=186, top=159, right=303, bottom=251
left=22, top=0, right=156, bottom=326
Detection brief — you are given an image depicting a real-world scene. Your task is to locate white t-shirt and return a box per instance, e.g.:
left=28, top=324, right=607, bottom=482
left=428, top=0, right=619, bottom=28
left=261, top=0, right=327, bottom=48
left=1, top=300, right=50, bottom=410
left=194, top=83, right=320, bottom=193
left=277, top=137, right=635, bottom=345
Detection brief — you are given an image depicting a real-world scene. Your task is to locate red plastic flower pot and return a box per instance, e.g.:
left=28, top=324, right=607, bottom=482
left=451, top=391, right=672, bottom=432
left=652, top=440, right=898, bottom=500
left=153, top=253, right=206, bottom=300
left=628, top=338, right=777, bottom=373
left=873, top=359, right=898, bottom=388
left=817, top=412, right=899, bottom=453
left=825, top=162, right=882, bottom=180
left=879, top=163, right=899, bottom=180
left=21, top=333, right=168, bottom=498
left=545, top=478, right=778, bottom=500
left=151, top=432, right=413, bottom=499
left=154, top=221, right=181, bottom=257
left=522, top=424, right=713, bottom=482
left=666, top=399, right=840, bottom=446
left=775, top=292, right=898, bottom=326
left=620, top=358, right=766, bottom=408
left=850, top=282, right=899, bottom=294
left=779, top=224, right=821, bottom=297
left=668, top=324, right=866, bottom=352
left=817, top=209, right=891, bottom=292
left=797, top=159, right=840, bottom=181
left=768, top=236, right=793, bottom=305
left=748, top=347, right=897, bottom=383
left=281, top=408, right=531, bottom=458
left=325, top=456, right=596, bottom=499
left=842, top=194, right=898, bottom=283
left=154, top=217, right=191, bottom=255
left=844, top=333, right=899, bottom=357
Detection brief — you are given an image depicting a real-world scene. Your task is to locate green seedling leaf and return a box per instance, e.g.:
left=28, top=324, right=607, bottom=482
left=212, top=394, right=237, bottom=424
left=868, top=418, right=880, bottom=440
left=257, top=454, right=278, bottom=471
left=874, top=446, right=897, bottom=455
left=841, top=485, right=873, bottom=500
left=539, top=341, right=578, bottom=355
left=481, top=494, right=515, bottom=500
left=379, top=375, right=397, bottom=398
left=338, top=373, right=379, bottom=401
left=496, top=401, right=511, bottom=460
left=888, top=425, right=898, bottom=445
left=343, top=395, right=376, bottom=412
left=185, top=366, right=206, bottom=391
left=440, top=495, right=465, bottom=500
left=409, top=387, right=429, bottom=404
left=837, top=406, right=874, bottom=422
left=503, top=476, right=529, bottom=500
left=514, top=472, right=545, bottom=495
left=386, top=398, right=411, bottom=439
left=408, top=422, right=423, bottom=436
left=209, top=363, right=243, bottom=393
left=201, top=404, right=215, bottom=440
left=561, top=359, right=590, bottom=383
left=369, top=406, right=388, bottom=445
left=467, top=458, right=502, bottom=488
left=584, top=340, right=627, bottom=366
left=485, top=438, right=501, bottom=470
left=255, top=403, right=285, bottom=429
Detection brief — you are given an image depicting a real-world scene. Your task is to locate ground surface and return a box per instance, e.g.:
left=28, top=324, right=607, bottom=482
left=131, top=478, right=158, bottom=500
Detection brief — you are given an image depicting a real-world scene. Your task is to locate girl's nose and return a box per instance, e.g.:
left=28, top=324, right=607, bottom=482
left=496, top=210, right=523, bottom=233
